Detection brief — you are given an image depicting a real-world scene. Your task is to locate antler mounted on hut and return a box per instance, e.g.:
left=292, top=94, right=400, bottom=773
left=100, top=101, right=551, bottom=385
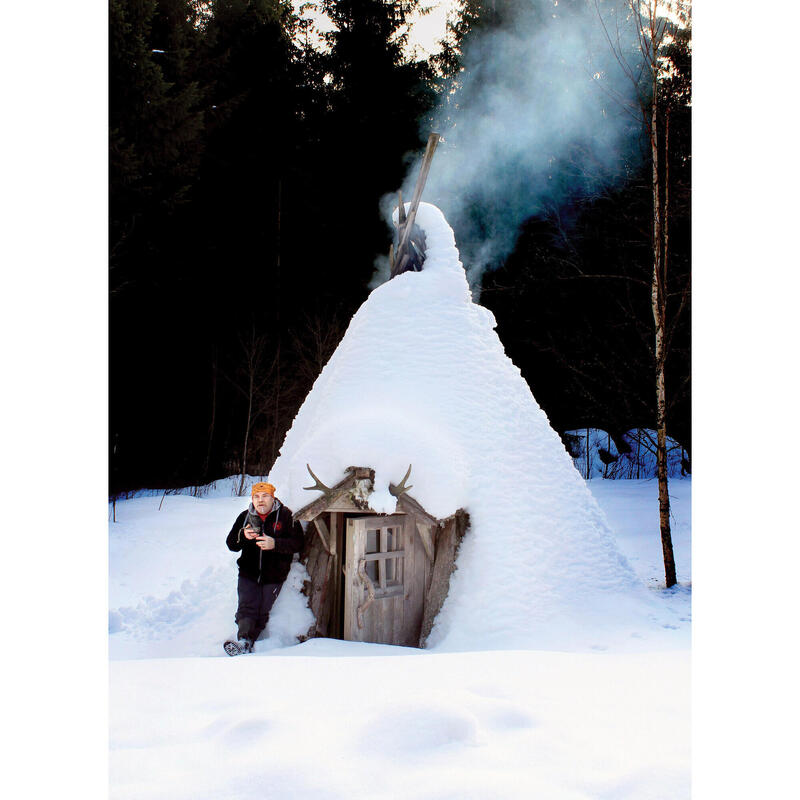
left=389, top=132, right=441, bottom=279
left=303, top=464, right=333, bottom=496
left=389, top=464, right=413, bottom=497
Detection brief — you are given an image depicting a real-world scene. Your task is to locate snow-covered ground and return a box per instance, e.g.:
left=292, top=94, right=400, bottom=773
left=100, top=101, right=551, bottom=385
left=109, top=202, right=691, bottom=797
left=109, top=477, right=690, bottom=799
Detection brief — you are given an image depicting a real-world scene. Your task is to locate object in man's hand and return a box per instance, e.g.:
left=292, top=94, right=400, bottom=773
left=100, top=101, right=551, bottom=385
left=245, top=511, right=263, bottom=534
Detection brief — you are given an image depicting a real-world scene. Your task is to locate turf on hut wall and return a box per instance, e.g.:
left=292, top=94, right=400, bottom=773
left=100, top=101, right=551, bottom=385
left=295, top=465, right=468, bottom=647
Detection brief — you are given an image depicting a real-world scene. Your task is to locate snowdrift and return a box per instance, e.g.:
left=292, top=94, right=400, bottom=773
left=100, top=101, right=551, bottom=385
left=564, top=427, right=690, bottom=480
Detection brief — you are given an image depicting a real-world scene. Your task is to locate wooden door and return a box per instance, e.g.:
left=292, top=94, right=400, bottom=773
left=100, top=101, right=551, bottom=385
left=344, top=514, right=423, bottom=646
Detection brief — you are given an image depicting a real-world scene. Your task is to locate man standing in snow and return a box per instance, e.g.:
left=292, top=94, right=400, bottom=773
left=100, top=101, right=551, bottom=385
left=224, top=482, right=304, bottom=656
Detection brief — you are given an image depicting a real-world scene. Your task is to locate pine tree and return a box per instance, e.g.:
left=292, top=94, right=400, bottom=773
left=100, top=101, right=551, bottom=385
left=109, top=0, right=205, bottom=292
left=194, top=0, right=299, bottom=300
left=316, top=0, right=436, bottom=287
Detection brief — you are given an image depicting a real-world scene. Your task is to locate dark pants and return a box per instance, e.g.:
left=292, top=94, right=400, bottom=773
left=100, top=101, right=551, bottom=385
left=235, top=575, right=281, bottom=641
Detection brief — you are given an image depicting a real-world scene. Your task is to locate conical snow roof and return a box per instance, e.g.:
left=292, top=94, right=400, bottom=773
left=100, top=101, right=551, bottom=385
left=270, top=203, right=651, bottom=650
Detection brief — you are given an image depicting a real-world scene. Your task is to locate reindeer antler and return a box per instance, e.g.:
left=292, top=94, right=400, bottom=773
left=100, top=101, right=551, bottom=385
left=303, top=464, right=332, bottom=494
left=389, top=464, right=413, bottom=498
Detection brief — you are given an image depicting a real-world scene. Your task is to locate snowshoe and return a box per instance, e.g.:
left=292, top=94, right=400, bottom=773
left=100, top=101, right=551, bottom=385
left=223, top=637, right=253, bottom=656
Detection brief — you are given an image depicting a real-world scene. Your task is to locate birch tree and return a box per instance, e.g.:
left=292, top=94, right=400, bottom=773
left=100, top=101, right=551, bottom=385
left=597, top=0, right=691, bottom=587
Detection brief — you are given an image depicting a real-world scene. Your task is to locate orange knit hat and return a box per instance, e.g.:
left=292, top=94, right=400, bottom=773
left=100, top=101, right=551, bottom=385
left=251, top=482, right=276, bottom=496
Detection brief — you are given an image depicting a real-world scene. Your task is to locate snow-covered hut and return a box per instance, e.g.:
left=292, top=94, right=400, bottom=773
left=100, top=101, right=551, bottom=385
left=269, top=203, right=644, bottom=651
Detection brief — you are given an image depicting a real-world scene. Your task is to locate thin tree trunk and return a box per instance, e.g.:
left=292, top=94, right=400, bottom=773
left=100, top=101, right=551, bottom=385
left=636, top=431, right=641, bottom=480
left=650, top=45, right=677, bottom=588
left=238, top=373, right=254, bottom=496
left=271, top=342, right=282, bottom=467
left=203, top=347, right=218, bottom=480
left=276, top=178, right=282, bottom=290
left=655, top=348, right=675, bottom=586
left=664, top=110, right=670, bottom=291
left=586, top=427, right=590, bottom=479
left=269, top=179, right=283, bottom=471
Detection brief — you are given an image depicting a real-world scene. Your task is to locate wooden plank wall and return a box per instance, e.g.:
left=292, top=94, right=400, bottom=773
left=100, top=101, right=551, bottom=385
left=300, top=512, right=339, bottom=639
left=419, top=510, right=469, bottom=647
left=399, top=517, right=430, bottom=646
left=329, top=512, right=343, bottom=639
left=343, top=517, right=362, bottom=641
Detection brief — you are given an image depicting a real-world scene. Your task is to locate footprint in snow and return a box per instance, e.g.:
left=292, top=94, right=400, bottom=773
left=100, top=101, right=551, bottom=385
left=466, top=683, right=512, bottom=700
left=481, top=703, right=537, bottom=731
left=206, top=715, right=272, bottom=746
left=361, top=705, right=480, bottom=753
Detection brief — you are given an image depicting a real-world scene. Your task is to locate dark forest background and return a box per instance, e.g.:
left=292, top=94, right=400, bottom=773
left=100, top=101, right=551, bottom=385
left=109, top=0, right=690, bottom=495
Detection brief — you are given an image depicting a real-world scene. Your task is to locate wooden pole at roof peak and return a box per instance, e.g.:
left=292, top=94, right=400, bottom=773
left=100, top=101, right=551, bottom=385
left=391, top=132, right=441, bottom=278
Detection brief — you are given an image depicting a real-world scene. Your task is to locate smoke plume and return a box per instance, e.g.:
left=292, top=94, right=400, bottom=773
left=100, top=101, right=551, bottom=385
left=384, top=0, right=643, bottom=294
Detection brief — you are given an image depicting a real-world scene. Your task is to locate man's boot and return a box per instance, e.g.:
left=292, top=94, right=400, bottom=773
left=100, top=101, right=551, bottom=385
left=223, top=636, right=254, bottom=656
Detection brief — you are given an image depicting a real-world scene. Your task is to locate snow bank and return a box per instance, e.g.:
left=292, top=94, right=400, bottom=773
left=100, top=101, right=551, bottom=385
left=108, top=492, right=315, bottom=657
left=266, top=203, right=656, bottom=650
left=266, top=560, right=315, bottom=646
left=564, top=428, right=690, bottom=480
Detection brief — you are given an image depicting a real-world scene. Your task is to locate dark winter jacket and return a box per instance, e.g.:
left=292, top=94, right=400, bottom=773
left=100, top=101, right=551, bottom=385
left=226, top=500, right=304, bottom=584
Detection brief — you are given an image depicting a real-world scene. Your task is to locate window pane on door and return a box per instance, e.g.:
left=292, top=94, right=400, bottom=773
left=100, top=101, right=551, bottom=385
left=366, top=559, right=378, bottom=582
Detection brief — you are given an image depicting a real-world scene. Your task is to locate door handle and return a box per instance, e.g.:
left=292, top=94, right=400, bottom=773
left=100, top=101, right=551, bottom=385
left=356, top=557, right=375, bottom=629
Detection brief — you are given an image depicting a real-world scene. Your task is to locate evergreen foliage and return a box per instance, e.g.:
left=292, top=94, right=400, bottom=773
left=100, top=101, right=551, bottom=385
left=109, top=0, right=691, bottom=493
